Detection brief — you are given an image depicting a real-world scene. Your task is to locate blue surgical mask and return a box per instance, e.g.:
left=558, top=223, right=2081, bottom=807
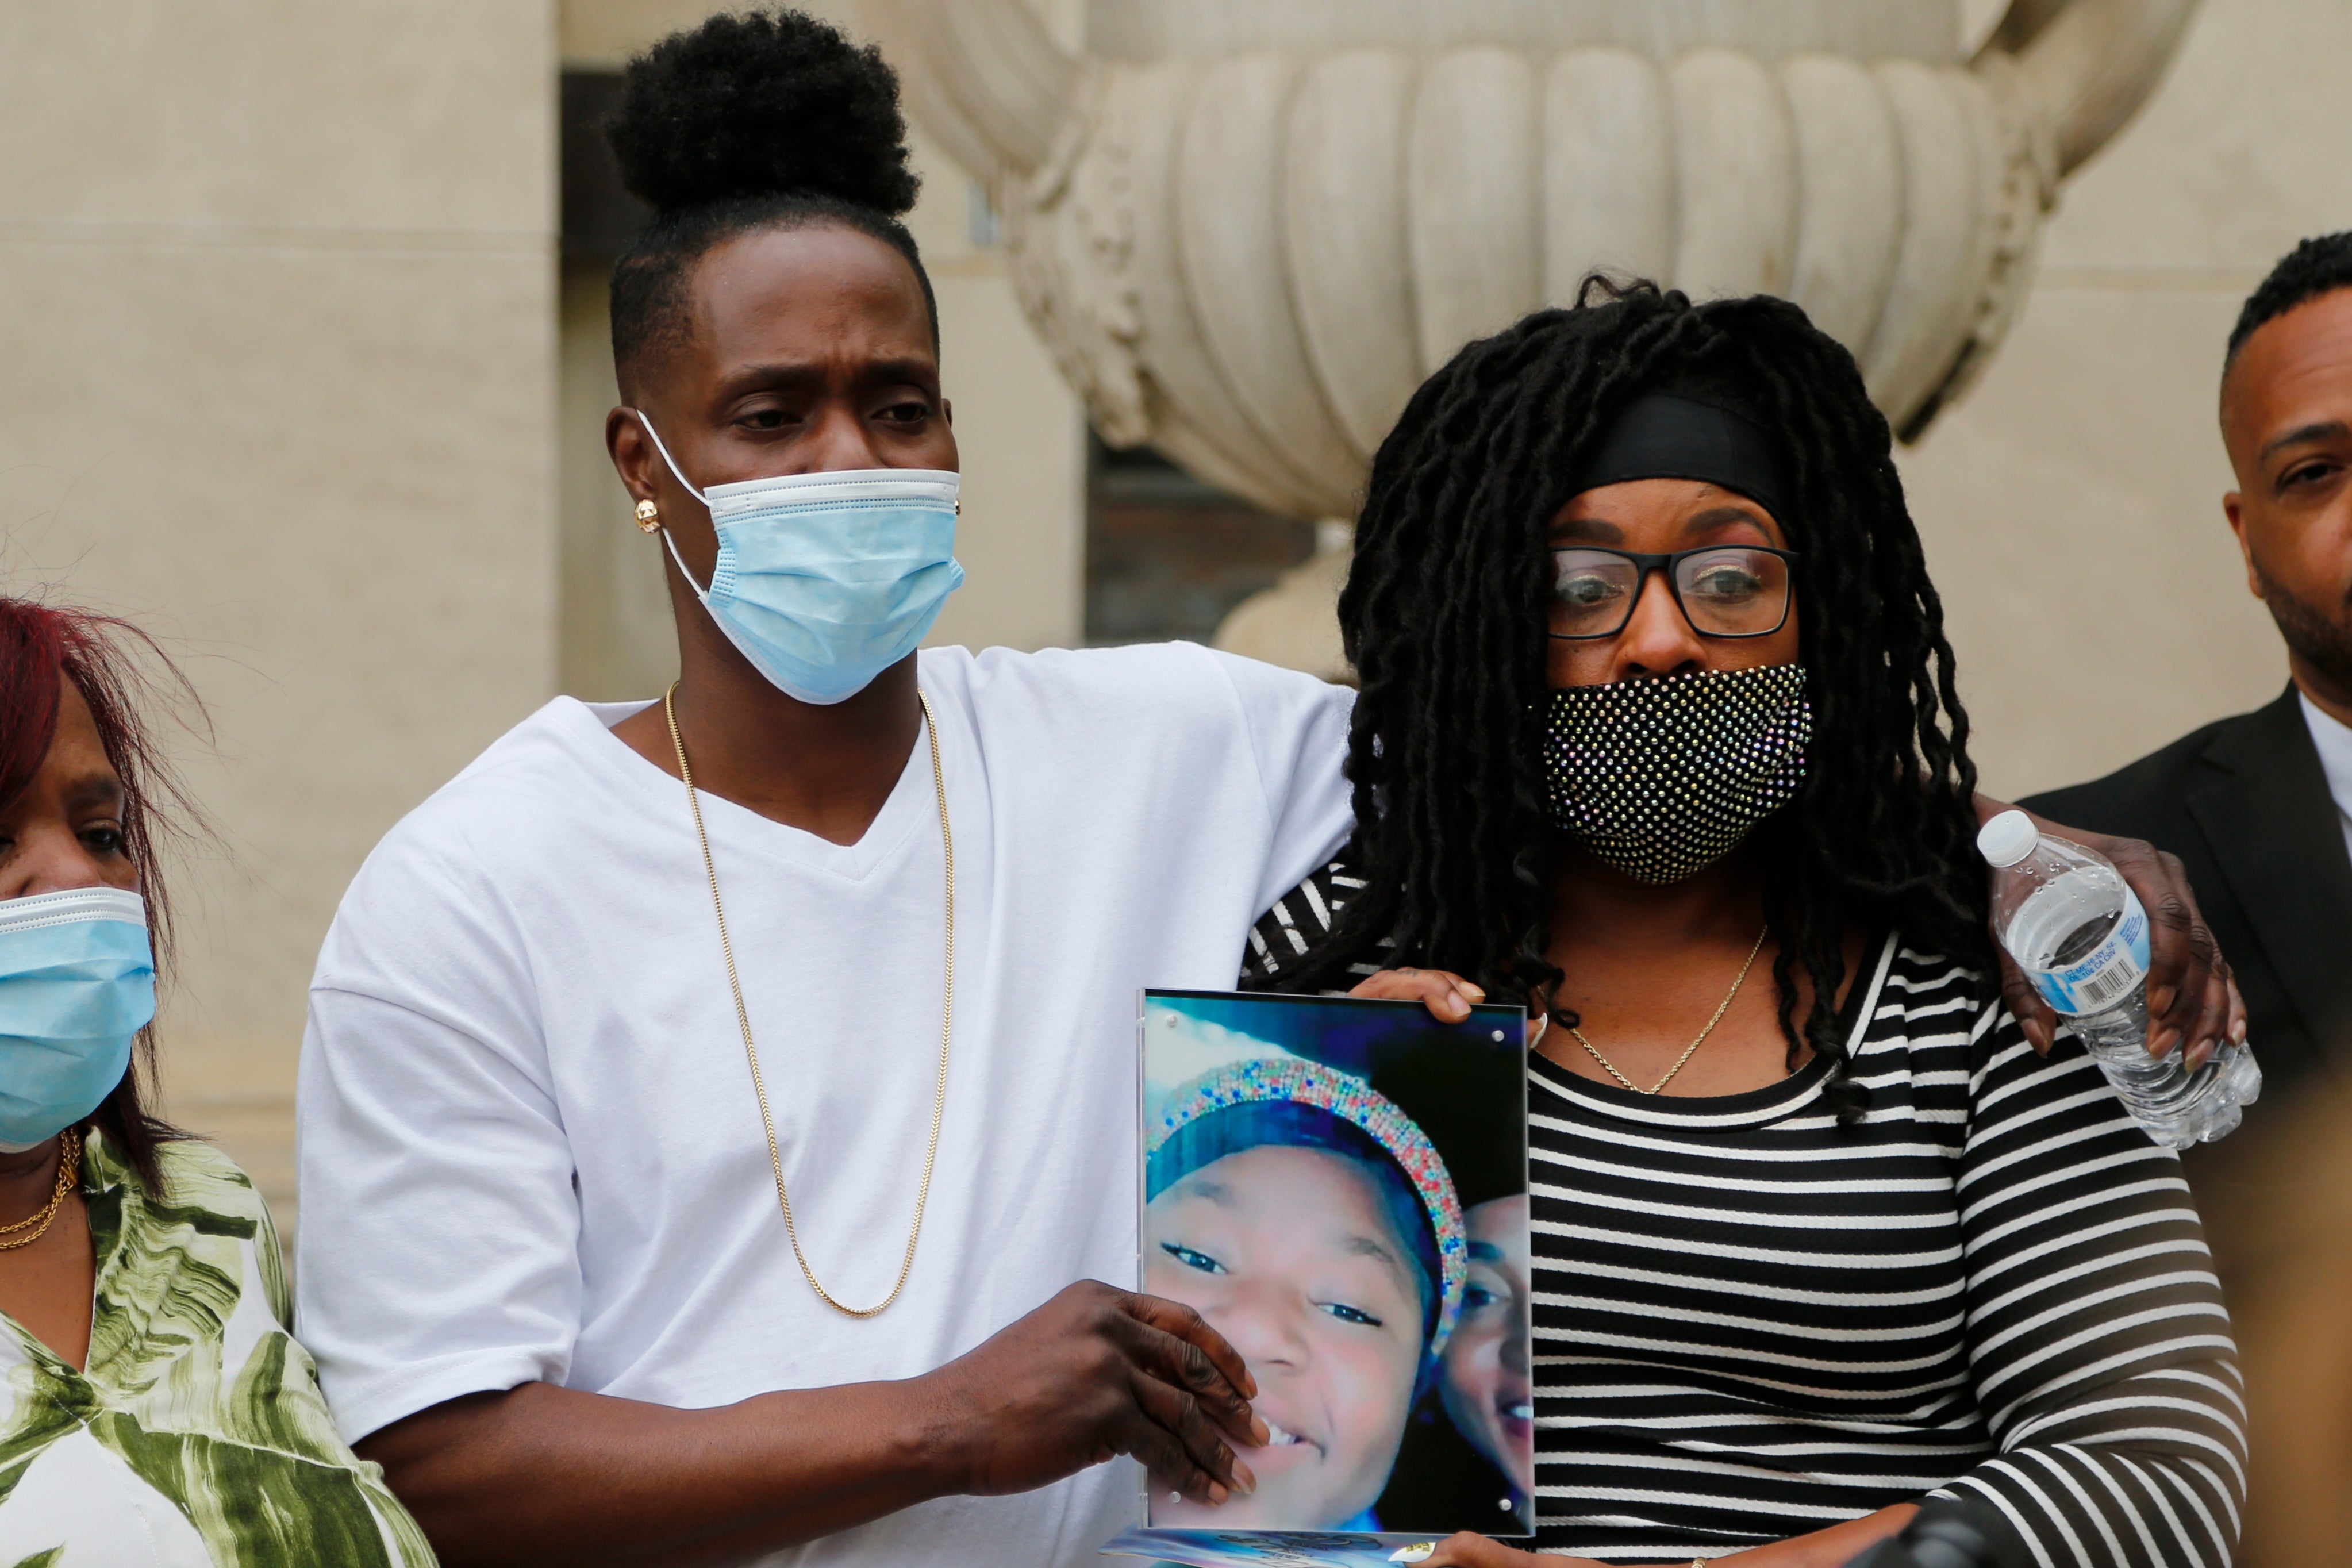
left=0, top=887, right=154, bottom=1152
left=633, top=413, right=965, bottom=705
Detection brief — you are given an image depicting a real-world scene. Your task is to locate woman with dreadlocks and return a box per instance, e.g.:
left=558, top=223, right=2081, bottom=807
left=1244, top=284, right=2245, bottom=1568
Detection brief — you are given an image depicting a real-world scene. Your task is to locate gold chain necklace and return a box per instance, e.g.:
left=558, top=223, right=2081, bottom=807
left=1535, top=926, right=1769, bottom=1096
left=0, top=1127, right=81, bottom=1252
left=664, top=684, right=954, bottom=1318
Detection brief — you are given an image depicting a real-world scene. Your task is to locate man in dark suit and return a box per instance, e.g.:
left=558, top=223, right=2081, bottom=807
left=2026, top=233, right=2352, bottom=1101
left=2024, top=233, right=2352, bottom=1567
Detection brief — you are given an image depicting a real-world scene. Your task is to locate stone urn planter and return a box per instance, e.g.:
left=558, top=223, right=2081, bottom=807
left=868, top=0, right=2200, bottom=674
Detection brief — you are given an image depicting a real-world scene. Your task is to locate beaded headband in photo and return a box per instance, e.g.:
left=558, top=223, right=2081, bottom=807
left=1149, top=1056, right=1468, bottom=1356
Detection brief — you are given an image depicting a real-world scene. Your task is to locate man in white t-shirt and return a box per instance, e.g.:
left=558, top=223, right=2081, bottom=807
left=294, top=18, right=1350, bottom=1566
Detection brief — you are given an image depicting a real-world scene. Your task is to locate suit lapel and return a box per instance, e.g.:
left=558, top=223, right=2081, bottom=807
left=2185, top=687, right=2352, bottom=1054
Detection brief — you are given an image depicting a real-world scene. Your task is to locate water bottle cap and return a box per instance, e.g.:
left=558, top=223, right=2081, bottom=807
left=1976, top=809, right=2040, bottom=868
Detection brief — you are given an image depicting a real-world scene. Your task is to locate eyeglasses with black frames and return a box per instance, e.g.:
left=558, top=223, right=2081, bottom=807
left=1547, top=544, right=1801, bottom=640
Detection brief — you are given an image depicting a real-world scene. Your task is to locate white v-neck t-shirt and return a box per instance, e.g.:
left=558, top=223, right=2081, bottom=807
left=293, top=642, right=1355, bottom=1568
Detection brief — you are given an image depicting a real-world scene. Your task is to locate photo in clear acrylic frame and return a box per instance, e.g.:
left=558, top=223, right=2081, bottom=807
left=1131, top=989, right=1534, bottom=1551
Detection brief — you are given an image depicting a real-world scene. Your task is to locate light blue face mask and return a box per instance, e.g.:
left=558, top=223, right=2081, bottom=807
left=633, top=413, right=965, bottom=705
left=0, top=887, right=154, bottom=1152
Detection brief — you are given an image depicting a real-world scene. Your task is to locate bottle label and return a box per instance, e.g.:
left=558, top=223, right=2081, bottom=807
left=2030, top=887, right=2151, bottom=1016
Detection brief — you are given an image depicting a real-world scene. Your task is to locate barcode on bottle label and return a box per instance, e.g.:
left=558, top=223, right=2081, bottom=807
left=2070, top=960, right=2140, bottom=1010
left=2030, top=889, right=2152, bottom=1017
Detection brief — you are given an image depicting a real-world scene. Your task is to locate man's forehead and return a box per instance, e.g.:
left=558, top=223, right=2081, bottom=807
left=691, top=228, right=933, bottom=362
left=2225, top=287, right=2352, bottom=448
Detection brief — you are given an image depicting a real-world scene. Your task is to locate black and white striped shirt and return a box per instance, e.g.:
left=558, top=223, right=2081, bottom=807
left=1246, top=864, right=2244, bottom=1566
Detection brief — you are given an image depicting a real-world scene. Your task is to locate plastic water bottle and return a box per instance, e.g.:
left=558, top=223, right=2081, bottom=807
left=1976, top=810, right=2260, bottom=1150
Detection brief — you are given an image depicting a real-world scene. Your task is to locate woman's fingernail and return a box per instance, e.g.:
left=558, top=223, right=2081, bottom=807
left=1462, top=982, right=1486, bottom=1001
left=2149, top=986, right=2176, bottom=1018
left=2149, top=1027, right=2178, bottom=1059
left=1232, top=1461, right=1258, bottom=1495
left=2024, top=1018, right=2052, bottom=1052
left=1206, top=1481, right=1229, bottom=1506
left=2188, top=1039, right=2215, bottom=1071
left=2231, top=1017, right=2248, bottom=1046
left=1247, top=1415, right=1270, bottom=1447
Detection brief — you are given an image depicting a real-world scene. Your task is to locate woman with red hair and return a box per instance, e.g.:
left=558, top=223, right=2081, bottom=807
left=0, top=598, right=430, bottom=1565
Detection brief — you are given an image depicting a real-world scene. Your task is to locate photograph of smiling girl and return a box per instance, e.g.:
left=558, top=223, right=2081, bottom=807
left=1137, top=991, right=1534, bottom=1542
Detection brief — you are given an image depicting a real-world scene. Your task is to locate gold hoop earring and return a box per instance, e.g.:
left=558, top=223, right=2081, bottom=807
left=634, top=499, right=660, bottom=534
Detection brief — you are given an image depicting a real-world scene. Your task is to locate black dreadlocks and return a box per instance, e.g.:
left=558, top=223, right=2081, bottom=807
left=1278, top=280, right=1988, bottom=1117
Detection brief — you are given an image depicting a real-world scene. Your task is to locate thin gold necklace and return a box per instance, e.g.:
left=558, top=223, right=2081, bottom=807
left=1536, top=926, right=1770, bottom=1096
left=664, top=683, right=954, bottom=1318
left=0, top=1127, right=81, bottom=1252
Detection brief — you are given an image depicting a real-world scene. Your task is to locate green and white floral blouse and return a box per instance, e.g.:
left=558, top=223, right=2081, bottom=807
left=0, top=1129, right=432, bottom=1567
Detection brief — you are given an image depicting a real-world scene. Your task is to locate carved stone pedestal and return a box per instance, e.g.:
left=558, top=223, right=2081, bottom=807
left=870, top=0, right=2200, bottom=673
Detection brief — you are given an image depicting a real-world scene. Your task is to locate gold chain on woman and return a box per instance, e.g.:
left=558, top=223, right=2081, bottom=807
left=0, top=1127, right=81, bottom=1252
left=664, top=683, right=953, bottom=1317
left=1534, top=926, right=1770, bottom=1096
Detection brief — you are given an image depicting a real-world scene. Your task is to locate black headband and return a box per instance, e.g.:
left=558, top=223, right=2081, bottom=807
left=1565, top=391, right=1792, bottom=523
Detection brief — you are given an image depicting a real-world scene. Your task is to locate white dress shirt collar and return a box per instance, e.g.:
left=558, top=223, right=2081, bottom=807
left=2296, top=687, right=2352, bottom=866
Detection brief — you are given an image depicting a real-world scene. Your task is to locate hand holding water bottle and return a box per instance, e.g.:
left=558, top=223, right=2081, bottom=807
left=1978, top=810, right=2261, bottom=1149
left=1972, top=802, right=2245, bottom=1071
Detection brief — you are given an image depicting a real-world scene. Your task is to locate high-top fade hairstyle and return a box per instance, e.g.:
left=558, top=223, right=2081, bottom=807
left=604, top=8, right=936, bottom=389
left=0, top=598, right=203, bottom=1193
left=2225, top=230, right=2352, bottom=373
left=1279, top=281, right=1986, bottom=1117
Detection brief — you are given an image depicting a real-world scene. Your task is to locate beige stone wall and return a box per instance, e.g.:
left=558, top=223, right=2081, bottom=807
left=0, top=3, right=559, bottom=1224
left=1904, top=0, right=2352, bottom=800
left=556, top=0, right=1089, bottom=699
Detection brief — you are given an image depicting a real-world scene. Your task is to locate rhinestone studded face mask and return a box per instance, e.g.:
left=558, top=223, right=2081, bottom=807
left=1543, top=664, right=1812, bottom=883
